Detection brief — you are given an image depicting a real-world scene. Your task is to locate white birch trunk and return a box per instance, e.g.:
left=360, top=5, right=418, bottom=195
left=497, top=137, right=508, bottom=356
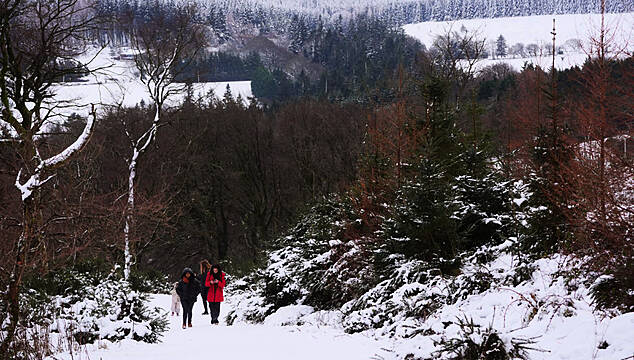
left=123, top=107, right=159, bottom=280
left=124, top=151, right=139, bottom=280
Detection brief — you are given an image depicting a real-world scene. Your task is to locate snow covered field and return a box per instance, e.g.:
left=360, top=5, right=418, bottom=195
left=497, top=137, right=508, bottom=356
left=50, top=47, right=252, bottom=119
left=403, top=12, right=634, bottom=70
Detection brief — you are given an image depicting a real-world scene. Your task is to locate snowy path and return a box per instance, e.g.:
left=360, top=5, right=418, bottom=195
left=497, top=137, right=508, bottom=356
left=57, top=295, right=393, bottom=360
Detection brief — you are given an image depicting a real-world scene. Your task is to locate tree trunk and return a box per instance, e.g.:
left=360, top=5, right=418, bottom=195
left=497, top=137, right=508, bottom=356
left=124, top=154, right=138, bottom=280
left=0, top=197, right=36, bottom=358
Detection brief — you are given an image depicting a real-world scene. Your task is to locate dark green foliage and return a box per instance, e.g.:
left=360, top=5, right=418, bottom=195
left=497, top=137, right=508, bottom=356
left=521, top=152, right=574, bottom=257
left=590, top=260, right=634, bottom=313
left=128, top=269, right=171, bottom=294
left=505, top=263, right=537, bottom=286
left=262, top=272, right=302, bottom=309
left=454, top=271, right=494, bottom=300
left=22, top=258, right=108, bottom=296
left=251, top=66, right=277, bottom=99
left=239, top=197, right=376, bottom=313
left=453, top=172, right=513, bottom=251
left=381, top=75, right=462, bottom=263
left=385, top=160, right=459, bottom=262
left=175, top=52, right=260, bottom=82
left=381, top=72, right=513, bottom=265
left=520, top=71, right=576, bottom=256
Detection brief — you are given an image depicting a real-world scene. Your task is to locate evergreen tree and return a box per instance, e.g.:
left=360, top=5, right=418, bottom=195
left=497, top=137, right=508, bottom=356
left=289, top=15, right=308, bottom=54
left=496, top=35, right=507, bottom=57
left=251, top=66, right=277, bottom=100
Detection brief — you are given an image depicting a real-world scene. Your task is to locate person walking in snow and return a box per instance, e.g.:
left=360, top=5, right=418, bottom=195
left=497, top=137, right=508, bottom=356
left=205, top=264, right=226, bottom=325
left=170, top=282, right=180, bottom=316
left=199, top=260, right=211, bottom=315
left=176, top=267, right=201, bottom=329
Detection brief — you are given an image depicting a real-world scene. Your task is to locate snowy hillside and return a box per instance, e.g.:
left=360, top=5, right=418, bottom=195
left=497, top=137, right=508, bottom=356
left=50, top=47, right=252, bottom=119
left=192, top=0, right=631, bottom=24
left=225, top=245, right=634, bottom=360
left=403, top=12, right=634, bottom=70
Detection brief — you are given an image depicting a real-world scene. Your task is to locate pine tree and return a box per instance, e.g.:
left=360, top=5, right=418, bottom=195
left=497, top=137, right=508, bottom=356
left=496, top=35, right=507, bottom=57
left=289, top=15, right=308, bottom=54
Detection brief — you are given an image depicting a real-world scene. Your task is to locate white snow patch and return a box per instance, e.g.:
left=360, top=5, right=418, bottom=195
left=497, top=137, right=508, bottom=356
left=264, top=305, right=315, bottom=326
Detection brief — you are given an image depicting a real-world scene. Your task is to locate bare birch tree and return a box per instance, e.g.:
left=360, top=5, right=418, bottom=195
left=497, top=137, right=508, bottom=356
left=120, top=4, right=205, bottom=279
left=0, top=0, right=99, bottom=355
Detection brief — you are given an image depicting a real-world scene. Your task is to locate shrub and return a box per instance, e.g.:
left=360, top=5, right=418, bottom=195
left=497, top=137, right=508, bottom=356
left=433, top=317, right=531, bottom=360
left=590, top=260, right=634, bottom=313
left=18, top=264, right=168, bottom=352
left=128, top=269, right=171, bottom=294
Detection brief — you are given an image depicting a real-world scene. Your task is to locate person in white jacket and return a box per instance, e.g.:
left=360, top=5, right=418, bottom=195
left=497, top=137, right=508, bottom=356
left=170, top=282, right=181, bottom=316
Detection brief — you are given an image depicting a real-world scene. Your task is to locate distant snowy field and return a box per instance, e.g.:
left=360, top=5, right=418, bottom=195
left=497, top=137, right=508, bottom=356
left=51, top=47, right=252, bottom=119
left=403, top=12, right=634, bottom=70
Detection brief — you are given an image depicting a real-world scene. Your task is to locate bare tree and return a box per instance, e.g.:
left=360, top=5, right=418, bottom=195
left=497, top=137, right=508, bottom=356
left=431, top=26, right=486, bottom=104
left=563, top=0, right=633, bottom=264
left=0, top=0, right=99, bottom=355
left=509, top=42, right=525, bottom=58
left=120, top=3, right=206, bottom=279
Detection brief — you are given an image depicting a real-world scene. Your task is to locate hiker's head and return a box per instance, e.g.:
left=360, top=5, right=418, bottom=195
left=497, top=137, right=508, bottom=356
left=200, top=259, right=211, bottom=273
left=181, top=267, right=194, bottom=282
left=212, top=264, right=221, bottom=274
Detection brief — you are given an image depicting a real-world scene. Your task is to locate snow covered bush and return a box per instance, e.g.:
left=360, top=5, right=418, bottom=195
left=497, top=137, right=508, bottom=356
left=227, top=196, right=377, bottom=322
left=49, top=278, right=167, bottom=344
left=263, top=197, right=376, bottom=308
left=431, top=316, right=531, bottom=360
left=19, top=262, right=168, bottom=350
left=225, top=275, right=270, bottom=325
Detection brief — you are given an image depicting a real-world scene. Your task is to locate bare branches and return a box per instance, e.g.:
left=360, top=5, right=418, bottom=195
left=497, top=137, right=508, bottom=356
left=116, top=2, right=207, bottom=279
left=127, top=2, right=207, bottom=108
left=431, top=24, right=486, bottom=98
left=0, top=0, right=99, bottom=355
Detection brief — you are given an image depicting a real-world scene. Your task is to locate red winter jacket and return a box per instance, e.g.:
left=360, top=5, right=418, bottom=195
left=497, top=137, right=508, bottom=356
left=205, top=271, right=226, bottom=302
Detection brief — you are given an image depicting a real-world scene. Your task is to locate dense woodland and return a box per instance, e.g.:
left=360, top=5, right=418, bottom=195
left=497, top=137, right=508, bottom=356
left=0, top=0, right=632, bottom=357
left=1, top=9, right=631, bottom=276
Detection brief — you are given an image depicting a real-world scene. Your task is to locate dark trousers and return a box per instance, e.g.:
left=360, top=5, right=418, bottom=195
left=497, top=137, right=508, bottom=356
left=200, top=292, right=208, bottom=313
left=209, top=302, right=221, bottom=323
left=181, top=299, right=194, bottom=325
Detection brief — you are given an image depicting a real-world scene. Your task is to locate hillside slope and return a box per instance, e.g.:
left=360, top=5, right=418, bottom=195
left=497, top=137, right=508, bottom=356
left=403, top=12, right=634, bottom=70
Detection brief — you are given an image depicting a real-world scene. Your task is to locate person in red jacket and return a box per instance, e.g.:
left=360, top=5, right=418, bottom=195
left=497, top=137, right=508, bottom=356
left=205, top=264, right=226, bottom=325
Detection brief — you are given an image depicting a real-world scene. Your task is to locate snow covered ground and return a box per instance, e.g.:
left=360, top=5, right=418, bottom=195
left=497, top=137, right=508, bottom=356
left=49, top=47, right=252, bottom=119
left=48, top=294, right=393, bottom=360
left=403, top=12, right=634, bottom=70
left=385, top=253, right=634, bottom=359
left=226, top=242, right=634, bottom=360
left=47, top=251, right=634, bottom=359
